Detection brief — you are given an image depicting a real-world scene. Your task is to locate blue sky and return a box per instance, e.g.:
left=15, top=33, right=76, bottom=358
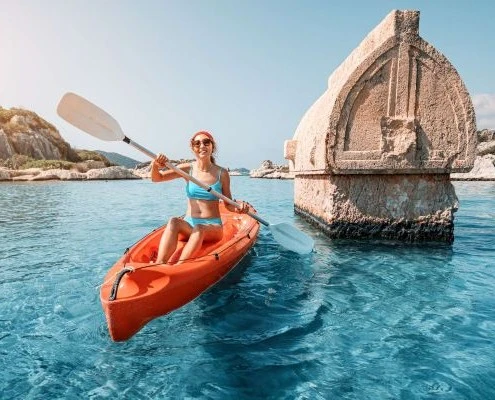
left=1, top=0, right=494, bottom=168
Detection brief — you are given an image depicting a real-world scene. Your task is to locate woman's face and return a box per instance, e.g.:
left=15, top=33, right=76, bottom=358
left=191, top=134, right=215, bottom=160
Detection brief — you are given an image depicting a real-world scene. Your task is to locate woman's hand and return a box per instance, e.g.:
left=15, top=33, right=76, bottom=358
left=235, top=200, right=249, bottom=214
left=153, top=153, right=168, bottom=168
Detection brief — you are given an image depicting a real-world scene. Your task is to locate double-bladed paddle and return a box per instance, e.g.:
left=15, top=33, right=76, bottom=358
left=56, top=92, right=314, bottom=254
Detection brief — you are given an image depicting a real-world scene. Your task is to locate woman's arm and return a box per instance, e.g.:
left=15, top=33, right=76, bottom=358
left=151, top=154, right=191, bottom=182
left=221, top=169, right=248, bottom=213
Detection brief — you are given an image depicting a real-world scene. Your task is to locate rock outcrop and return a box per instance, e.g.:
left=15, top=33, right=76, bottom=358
left=250, top=160, right=293, bottom=179
left=451, top=155, right=495, bottom=180
left=0, top=168, right=10, bottom=181
left=85, top=166, right=139, bottom=180
left=478, top=141, right=495, bottom=156
left=452, top=129, right=495, bottom=180
left=0, top=166, right=140, bottom=181
left=0, top=108, right=78, bottom=161
left=133, top=165, right=152, bottom=179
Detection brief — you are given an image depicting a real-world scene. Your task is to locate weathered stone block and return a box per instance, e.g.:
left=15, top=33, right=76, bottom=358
left=294, top=174, right=458, bottom=243
left=284, top=10, right=476, bottom=242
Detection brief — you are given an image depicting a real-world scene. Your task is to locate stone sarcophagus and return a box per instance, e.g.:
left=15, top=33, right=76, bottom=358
left=284, top=10, right=476, bottom=243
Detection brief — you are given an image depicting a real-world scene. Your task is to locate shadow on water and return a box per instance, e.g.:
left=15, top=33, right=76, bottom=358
left=190, top=249, right=324, bottom=398
left=172, top=234, right=461, bottom=399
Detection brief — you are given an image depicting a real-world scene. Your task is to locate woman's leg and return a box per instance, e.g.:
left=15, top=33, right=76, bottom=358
left=178, top=224, right=223, bottom=263
left=155, top=217, right=192, bottom=264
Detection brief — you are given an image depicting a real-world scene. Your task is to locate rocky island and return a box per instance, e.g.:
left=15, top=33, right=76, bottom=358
left=249, top=160, right=294, bottom=179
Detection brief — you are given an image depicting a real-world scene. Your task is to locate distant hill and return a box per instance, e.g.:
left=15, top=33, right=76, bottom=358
left=95, top=151, right=142, bottom=168
left=230, top=167, right=250, bottom=175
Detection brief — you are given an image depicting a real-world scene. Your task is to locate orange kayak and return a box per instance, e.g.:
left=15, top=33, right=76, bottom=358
left=100, top=202, right=260, bottom=341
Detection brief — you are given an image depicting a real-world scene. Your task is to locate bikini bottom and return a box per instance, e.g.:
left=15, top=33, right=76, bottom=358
left=183, top=216, right=223, bottom=228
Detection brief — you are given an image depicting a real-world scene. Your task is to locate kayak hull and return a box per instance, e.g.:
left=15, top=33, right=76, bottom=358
left=100, top=203, right=260, bottom=341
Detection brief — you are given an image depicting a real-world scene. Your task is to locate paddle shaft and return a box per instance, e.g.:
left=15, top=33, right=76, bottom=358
left=123, top=136, right=269, bottom=227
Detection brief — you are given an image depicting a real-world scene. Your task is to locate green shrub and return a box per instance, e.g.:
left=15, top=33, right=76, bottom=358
left=0, top=154, right=30, bottom=169
left=0, top=156, right=78, bottom=170
left=0, top=107, right=57, bottom=133
left=0, top=153, right=115, bottom=171
left=19, top=159, right=76, bottom=170
left=75, top=150, right=113, bottom=166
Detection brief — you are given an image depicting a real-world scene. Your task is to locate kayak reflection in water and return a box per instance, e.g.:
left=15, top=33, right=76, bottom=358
left=151, top=131, right=249, bottom=264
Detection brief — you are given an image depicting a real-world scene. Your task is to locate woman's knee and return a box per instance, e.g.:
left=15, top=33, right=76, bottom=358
left=166, top=217, right=182, bottom=232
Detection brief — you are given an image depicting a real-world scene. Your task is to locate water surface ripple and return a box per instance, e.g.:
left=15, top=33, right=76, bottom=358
left=0, top=179, right=494, bottom=399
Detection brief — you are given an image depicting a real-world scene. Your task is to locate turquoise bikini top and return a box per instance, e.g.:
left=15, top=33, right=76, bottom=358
left=186, top=163, right=223, bottom=201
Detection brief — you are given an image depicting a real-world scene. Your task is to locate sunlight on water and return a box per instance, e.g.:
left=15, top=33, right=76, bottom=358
left=1, top=179, right=494, bottom=399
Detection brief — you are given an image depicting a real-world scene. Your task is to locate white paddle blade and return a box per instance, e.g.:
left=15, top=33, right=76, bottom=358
left=57, top=92, right=125, bottom=142
left=269, top=223, right=314, bottom=254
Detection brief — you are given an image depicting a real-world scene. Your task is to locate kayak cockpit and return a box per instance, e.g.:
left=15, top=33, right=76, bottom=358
left=128, top=214, right=242, bottom=265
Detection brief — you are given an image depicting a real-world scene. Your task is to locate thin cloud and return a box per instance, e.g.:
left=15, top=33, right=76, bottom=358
left=473, top=94, right=495, bottom=130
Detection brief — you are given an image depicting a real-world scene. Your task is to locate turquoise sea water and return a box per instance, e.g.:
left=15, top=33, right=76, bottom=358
left=1, top=178, right=494, bottom=399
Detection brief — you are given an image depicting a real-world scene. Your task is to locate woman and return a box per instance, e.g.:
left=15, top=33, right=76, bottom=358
left=151, top=131, right=249, bottom=264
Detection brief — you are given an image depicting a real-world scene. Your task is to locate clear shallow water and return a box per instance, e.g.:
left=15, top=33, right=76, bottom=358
left=0, top=178, right=494, bottom=399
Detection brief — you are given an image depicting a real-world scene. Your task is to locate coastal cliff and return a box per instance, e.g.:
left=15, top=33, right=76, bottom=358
left=0, top=107, right=79, bottom=162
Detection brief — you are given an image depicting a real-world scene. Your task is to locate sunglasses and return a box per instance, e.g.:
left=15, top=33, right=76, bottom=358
left=192, top=138, right=212, bottom=147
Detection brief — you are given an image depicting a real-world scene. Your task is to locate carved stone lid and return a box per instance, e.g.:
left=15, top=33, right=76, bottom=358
left=286, top=10, right=476, bottom=175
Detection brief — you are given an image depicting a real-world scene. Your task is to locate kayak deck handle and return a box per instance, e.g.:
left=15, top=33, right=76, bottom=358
left=109, top=267, right=134, bottom=301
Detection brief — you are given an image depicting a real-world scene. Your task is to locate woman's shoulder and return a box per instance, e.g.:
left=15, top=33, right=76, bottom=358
left=215, top=164, right=228, bottom=175
left=217, top=165, right=231, bottom=182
